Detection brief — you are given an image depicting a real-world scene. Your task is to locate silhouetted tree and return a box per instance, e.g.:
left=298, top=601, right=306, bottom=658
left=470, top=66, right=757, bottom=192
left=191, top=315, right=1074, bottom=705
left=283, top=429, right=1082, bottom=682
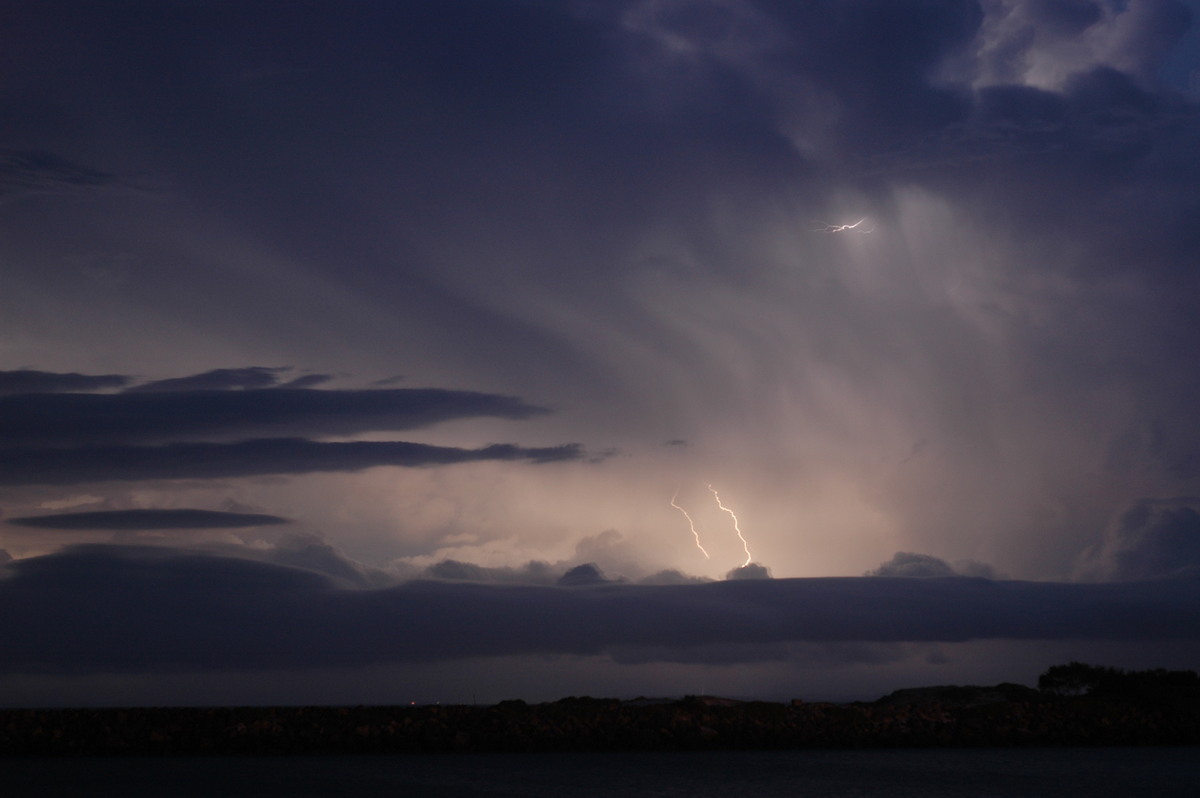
left=1037, top=662, right=1122, bottom=695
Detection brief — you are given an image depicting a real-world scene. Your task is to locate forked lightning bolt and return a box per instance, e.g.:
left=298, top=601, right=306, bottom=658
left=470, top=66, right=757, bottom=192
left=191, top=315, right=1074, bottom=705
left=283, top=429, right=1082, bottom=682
left=671, top=490, right=710, bottom=559
left=812, top=217, right=875, bottom=234
left=708, top=484, right=753, bottom=567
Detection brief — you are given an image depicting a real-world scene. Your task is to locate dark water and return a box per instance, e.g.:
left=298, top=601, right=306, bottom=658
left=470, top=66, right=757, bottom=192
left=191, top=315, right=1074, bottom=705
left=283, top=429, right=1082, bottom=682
left=5, top=747, right=1198, bottom=797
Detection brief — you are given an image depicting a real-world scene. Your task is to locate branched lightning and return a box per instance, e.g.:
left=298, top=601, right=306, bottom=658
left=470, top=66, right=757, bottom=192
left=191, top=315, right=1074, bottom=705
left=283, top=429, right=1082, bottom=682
left=671, top=490, right=710, bottom=559
left=708, top=484, right=753, bottom=567
left=812, top=217, right=875, bottom=234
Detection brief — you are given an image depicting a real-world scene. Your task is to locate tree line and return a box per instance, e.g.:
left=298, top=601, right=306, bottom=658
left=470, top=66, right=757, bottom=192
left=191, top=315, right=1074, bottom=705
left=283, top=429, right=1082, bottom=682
left=1038, top=662, right=1200, bottom=701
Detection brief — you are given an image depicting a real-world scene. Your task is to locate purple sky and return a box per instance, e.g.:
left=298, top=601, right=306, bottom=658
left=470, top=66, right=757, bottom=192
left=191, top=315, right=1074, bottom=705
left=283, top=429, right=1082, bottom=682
left=2, top=0, right=1200, bottom=706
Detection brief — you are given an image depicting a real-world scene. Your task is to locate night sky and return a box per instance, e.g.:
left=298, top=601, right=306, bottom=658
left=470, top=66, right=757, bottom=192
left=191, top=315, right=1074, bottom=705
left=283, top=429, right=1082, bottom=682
left=2, top=0, right=1200, bottom=707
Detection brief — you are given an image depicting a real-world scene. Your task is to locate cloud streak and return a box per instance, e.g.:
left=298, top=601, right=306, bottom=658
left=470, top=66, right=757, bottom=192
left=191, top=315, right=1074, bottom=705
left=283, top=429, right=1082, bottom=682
left=124, top=366, right=329, bottom=393
left=0, top=438, right=582, bottom=486
left=0, top=369, right=129, bottom=395
left=0, top=385, right=553, bottom=447
left=6, top=509, right=291, bottom=530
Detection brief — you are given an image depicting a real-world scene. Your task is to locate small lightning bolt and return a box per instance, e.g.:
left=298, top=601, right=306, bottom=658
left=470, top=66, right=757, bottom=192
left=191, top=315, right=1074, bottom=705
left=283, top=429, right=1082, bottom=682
left=671, top=490, right=710, bottom=559
left=812, top=217, right=875, bottom=234
left=708, top=484, right=753, bottom=567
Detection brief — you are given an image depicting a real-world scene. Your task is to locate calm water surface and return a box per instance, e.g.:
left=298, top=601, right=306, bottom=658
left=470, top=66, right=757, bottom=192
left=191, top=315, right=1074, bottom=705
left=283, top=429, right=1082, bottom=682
left=6, top=747, right=1199, bottom=797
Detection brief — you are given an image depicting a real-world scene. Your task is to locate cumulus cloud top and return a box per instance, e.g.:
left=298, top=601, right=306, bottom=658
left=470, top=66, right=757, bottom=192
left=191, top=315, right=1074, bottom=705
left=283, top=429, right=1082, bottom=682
left=866, top=552, right=1001, bottom=580
left=726, top=563, right=773, bottom=580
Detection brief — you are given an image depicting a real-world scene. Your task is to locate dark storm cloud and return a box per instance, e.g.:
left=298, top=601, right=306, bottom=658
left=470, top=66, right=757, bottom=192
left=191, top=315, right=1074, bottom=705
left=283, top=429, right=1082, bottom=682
left=1, top=545, right=1198, bottom=674
left=0, top=386, right=552, bottom=447
left=0, top=369, right=128, bottom=395
left=0, top=439, right=582, bottom=486
left=6, top=509, right=290, bottom=531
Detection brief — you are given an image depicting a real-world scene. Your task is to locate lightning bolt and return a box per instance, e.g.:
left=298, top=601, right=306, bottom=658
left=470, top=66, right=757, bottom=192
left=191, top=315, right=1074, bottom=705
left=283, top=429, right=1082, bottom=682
left=671, top=490, right=710, bottom=559
left=812, top=217, right=875, bottom=234
left=708, top=484, right=753, bottom=567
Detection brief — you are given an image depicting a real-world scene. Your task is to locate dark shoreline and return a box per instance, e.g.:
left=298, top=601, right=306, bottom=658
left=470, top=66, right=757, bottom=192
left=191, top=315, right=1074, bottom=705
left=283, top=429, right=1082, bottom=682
left=4, top=686, right=1199, bottom=756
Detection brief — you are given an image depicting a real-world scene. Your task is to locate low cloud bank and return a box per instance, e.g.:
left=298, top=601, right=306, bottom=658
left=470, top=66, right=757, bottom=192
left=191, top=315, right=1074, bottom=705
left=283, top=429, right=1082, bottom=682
left=1, top=545, right=1196, bottom=674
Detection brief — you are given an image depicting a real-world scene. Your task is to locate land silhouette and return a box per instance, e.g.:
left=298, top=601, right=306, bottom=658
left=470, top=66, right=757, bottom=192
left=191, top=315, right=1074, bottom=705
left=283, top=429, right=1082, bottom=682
left=2, top=664, right=1197, bottom=756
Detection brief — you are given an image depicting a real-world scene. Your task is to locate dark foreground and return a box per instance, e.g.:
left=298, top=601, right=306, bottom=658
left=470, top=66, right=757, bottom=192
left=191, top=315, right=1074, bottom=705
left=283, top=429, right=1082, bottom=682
left=3, top=685, right=1199, bottom=755
left=6, top=748, right=1200, bottom=798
